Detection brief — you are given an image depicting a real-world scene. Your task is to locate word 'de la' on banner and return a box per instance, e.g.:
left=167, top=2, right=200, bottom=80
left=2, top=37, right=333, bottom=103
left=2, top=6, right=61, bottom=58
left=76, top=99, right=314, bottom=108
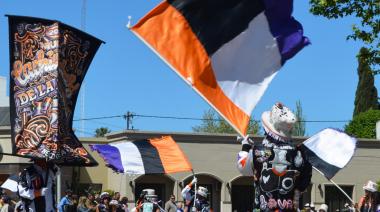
left=8, top=15, right=103, bottom=166
left=131, top=0, right=309, bottom=136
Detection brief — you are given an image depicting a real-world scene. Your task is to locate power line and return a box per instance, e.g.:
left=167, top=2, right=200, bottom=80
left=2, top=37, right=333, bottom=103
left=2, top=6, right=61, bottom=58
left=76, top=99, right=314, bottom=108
left=87, top=119, right=125, bottom=130
left=73, top=113, right=350, bottom=123
left=73, top=115, right=124, bottom=121
left=135, top=114, right=212, bottom=121
left=133, top=114, right=350, bottom=123
left=298, top=120, right=349, bottom=123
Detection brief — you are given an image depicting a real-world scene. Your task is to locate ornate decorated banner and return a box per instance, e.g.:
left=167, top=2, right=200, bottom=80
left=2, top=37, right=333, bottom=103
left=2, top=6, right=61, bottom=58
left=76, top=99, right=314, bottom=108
left=8, top=15, right=102, bottom=166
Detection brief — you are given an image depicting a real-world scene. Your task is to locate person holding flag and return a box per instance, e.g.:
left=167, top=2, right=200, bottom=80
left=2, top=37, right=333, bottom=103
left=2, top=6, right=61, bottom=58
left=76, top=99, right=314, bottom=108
left=237, top=102, right=312, bottom=211
left=237, top=103, right=358, bottom=211
left=181, top=178, right=210, bottom=212
left=17, top=159, right=58, bottom=212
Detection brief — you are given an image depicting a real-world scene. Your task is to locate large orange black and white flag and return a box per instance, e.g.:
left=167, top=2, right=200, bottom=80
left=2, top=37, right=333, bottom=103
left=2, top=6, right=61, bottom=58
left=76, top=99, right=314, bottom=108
left=131, top=0, right=309, bottom=135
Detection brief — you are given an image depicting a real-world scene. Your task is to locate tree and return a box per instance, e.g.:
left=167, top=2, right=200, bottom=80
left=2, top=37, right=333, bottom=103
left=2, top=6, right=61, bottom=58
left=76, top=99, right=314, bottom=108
left=353, top=48, right=380, bottom=116
left=309, top=0, right=380, bottom=73
left=192, top=109, right=260, bottom=135
left=95, top=127, right=111, bottom=137
left=292, top=100, right=306, bottom=137
left=345, top=109, right=380, bottom=139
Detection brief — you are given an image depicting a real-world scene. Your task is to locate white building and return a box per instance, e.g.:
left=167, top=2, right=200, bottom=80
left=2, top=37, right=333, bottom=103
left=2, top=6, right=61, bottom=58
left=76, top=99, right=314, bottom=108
left=0, top=76, right=9, bottom=107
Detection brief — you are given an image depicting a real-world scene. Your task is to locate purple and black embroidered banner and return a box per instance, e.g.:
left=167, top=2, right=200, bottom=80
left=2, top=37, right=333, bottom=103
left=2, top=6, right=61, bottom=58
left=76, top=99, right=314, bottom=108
left=8, top=15, right=102, bottom=166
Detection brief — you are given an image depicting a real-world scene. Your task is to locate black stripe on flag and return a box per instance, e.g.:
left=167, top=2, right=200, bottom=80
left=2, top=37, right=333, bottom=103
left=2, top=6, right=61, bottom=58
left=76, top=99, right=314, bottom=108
left=133, top=140, right=165, bottom=174
left=168, top=0, right=265, bottom=56
left=300, top=145, right=340, bottom=180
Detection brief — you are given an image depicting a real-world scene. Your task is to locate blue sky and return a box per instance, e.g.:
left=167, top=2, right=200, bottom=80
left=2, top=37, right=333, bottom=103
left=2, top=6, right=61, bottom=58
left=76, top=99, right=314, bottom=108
left=0, top=0, right=378, bottom=137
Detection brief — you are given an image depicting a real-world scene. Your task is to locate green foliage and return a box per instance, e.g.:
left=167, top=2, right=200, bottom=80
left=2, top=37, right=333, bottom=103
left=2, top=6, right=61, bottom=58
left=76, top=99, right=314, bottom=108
left=345, top=109, right=380, bottom=139
left=95, top=127, right=111, bottom=137
left=192, top=109, right=260, bottom=135
left=292, top=100, right=306, bottom=136
left=354, top=48, right=380, bottom=116
left=309, top=0, right=380, bottom=73
left=377, top=180, right=380, bottom=192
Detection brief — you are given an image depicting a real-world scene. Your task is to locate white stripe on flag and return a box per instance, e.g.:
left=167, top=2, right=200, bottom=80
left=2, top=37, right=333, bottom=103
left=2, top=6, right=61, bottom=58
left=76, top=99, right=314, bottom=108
left=303, top=128, right=356, bottom=169
left=211, top=12, right=281, bottom=115
left=1, top=178, right=18, bottom=192
left=111, top=142, right=145, bottom=174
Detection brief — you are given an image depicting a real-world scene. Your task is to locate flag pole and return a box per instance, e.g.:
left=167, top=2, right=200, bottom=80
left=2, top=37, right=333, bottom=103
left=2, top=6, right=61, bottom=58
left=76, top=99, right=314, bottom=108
left=191, top=169, right=197, bottom=212
left=57, top=166, right=62, bottom=203
left=128, top=28, right=246, bottom=138
left=313, top=167, right=354, bottom=203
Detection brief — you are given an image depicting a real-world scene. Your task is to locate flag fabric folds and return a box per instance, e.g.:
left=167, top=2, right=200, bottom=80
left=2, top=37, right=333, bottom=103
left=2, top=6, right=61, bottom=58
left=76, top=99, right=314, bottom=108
left=131, top=0, right=309, bottom=135
left=8, top=15, right=103, bottom=166
left=90, top=136, right=192, bottom=174
left=300, top=128, right=357, bottom=180
left=1, top=174, right=18, bottom=192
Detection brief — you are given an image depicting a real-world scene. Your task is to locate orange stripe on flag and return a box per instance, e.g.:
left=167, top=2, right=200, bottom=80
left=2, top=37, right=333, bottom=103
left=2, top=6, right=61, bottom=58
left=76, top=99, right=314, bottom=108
left=131, top=2, right=250, bottom=135
left=149, top=136, right=192, bottom=174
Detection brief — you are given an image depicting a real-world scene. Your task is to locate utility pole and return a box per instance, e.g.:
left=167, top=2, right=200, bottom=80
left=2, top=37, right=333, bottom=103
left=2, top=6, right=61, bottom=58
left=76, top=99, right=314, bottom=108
left=58, top=0, right=87, bottom=203
left=124, top=111, right=134, bottom=130
left=80, top=0, right=87, bottom=138
left=81, top=0, right=87, bottom=31
left=75, top=0, right=86, bottom=193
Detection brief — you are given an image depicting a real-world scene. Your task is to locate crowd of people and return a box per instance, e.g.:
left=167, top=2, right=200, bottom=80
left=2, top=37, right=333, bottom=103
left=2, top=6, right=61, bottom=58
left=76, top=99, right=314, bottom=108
left=0, top=179, right=380, bottom=212
left=57, top=190, right=129, bottom=212
left=0, top=152, right=377, bottom=212
left=0, top=176, right=210, bottom=212
left=300, top=180, right=380, bottom=212
left=0, top=189, right=130, bottom=212
left=133, top=177, right=210, bottom=212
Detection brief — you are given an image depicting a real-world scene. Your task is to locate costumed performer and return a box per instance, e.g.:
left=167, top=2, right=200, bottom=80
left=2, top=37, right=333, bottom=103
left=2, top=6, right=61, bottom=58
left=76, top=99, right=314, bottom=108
left=181, top=178, right=210, bottom=212
left=237, top=102, right=312, bottom=211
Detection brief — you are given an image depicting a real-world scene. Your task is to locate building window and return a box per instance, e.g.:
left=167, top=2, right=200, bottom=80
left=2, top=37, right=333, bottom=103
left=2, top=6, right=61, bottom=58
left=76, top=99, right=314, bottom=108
left=325, top=185, right=353, bottom=212
left=231, top=184, right=254, bottom=212
left=77, top=183, right=103, bottom=196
